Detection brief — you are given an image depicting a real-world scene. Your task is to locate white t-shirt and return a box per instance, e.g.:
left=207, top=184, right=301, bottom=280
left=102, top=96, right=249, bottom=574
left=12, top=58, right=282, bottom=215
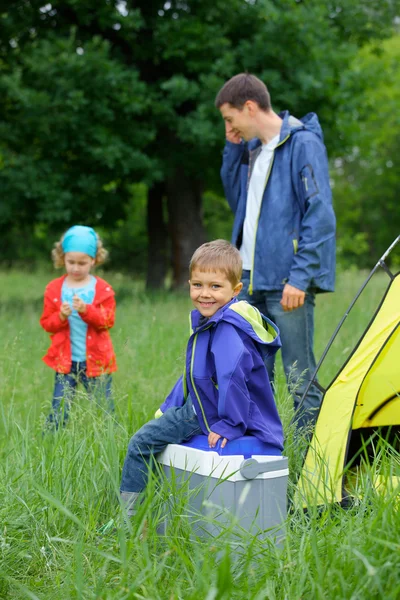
left=240, top=135, right=280, bottom=269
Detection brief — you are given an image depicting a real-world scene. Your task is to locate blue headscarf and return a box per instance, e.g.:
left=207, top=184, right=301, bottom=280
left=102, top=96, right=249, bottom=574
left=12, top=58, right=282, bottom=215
left=62, top=225, right=98, bottom=258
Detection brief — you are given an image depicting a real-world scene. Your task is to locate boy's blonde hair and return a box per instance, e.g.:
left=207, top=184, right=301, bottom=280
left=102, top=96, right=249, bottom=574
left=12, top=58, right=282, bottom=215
left=52, top=231, right=108, bottom=268
left=189, top=240, right=242, bottom=286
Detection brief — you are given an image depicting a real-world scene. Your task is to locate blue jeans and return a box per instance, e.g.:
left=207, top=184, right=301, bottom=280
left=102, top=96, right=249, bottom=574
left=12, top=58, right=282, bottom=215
left=120, top=396, right=202, bottom=493
left=47, top=361, right=113, bottom=429
left=240, top=271, right=322, bottom=431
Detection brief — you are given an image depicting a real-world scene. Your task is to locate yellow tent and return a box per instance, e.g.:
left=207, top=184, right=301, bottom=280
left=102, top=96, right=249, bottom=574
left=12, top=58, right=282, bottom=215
left=296, top=237, right=400, bottom=507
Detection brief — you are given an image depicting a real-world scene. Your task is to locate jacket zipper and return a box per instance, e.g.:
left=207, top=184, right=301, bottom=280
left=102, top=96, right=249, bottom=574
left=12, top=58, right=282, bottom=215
left=210, top=376, right=218, bottom=389
left=182, top=363, right=188, bottom=398
left=189, top=332, right=211, bottom=432
left=248, top=133, right=290, bottom=295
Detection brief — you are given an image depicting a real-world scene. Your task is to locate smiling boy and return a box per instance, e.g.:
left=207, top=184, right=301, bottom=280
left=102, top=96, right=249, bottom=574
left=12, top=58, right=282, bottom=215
left=119, top=240, right=284, bottom=517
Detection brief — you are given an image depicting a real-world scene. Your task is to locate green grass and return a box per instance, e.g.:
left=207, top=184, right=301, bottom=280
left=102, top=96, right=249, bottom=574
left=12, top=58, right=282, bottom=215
left=0, top=268, right=399, bottom=599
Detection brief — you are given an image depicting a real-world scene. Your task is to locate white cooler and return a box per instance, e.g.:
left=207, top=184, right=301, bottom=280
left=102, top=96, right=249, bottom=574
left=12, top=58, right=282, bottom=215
left=157, top=435, right=288, bottom=540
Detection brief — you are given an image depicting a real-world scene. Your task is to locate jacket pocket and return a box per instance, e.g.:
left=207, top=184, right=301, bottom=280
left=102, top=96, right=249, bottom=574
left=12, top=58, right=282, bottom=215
left=97, top=342, right=112, bottom=354
left=47, top=332, right=65, bottom=357
left=299, top=164, right=319, bottom=202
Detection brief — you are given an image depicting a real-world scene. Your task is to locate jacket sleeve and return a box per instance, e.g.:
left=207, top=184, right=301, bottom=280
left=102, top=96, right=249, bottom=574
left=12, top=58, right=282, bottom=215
left=159, top=376, right=186, bottom=414
left=39, top=289, right=69, bottom=334
left=288, top=135, right=336, bottom=291
left=80, top=295, right=116, bottom=330
left=220, top=141, right=247, bottom=214
left=210, top=323, right=253, bottom=441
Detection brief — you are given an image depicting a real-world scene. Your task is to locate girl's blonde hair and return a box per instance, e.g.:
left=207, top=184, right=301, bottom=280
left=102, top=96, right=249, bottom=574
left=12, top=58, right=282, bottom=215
left=52, top=231, right=108, bottom=268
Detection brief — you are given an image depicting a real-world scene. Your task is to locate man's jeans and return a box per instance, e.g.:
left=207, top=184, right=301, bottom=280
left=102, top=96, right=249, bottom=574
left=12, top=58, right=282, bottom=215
left=120, top=396, right=202, bottom=493
left=240, top=271, right=322, bottom=432
left=47, top=361, right=113, bottom=429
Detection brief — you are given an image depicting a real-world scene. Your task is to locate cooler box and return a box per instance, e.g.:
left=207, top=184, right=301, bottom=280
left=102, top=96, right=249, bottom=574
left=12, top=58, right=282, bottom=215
left=157, top=435, right=288, bottom=540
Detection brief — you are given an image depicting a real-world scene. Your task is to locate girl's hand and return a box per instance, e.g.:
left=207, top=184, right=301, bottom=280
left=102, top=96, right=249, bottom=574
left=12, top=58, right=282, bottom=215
left=208, top=431, right=228, bottom=449
left=72, top=295, right=86, bottom=314
left=60, top=302, right=72, bottom=320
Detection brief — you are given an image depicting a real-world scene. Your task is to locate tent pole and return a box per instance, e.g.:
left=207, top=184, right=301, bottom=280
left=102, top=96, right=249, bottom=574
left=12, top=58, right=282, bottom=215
left=296, top=235, right=400, bottom=413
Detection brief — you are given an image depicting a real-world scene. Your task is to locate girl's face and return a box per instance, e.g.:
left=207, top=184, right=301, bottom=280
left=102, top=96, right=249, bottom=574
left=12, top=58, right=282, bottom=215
left=64, top=252, right=95, bottom=283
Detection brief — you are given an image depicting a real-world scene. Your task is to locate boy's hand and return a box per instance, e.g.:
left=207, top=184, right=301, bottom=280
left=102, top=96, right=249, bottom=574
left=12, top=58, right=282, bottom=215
left=60, top=302, right=72, bottom=320
left=72, top=295, right=87, bottom=314
left=208, top=431, right=228, bottom=449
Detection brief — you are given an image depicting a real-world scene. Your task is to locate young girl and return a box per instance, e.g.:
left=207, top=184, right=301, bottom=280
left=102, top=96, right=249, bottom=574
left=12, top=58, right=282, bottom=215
left=40, top=225, right=117, bottom=429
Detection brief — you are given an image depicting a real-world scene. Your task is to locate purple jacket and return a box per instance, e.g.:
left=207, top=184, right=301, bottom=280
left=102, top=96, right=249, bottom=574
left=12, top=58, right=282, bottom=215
left=159, top=299, right=284, bottom=450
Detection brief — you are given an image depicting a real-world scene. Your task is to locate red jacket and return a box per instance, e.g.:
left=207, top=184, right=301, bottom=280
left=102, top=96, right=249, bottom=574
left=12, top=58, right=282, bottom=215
left=40, top=275, right=117, bottom=377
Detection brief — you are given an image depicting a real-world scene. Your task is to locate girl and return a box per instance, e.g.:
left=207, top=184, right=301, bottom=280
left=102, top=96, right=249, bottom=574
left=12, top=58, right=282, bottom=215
left=40, top=225, right=117, bottom=429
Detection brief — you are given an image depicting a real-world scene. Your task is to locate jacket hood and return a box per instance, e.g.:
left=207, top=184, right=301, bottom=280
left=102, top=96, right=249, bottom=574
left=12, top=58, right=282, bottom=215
left=280, top=110, right=325, bottom=142
left=247, top=110, right=324, bottom=152
left=190, top=299, right=281, bottom=358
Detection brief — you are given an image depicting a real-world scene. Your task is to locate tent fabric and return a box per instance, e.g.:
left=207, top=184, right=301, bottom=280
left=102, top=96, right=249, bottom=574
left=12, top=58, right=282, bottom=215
left=353, top=323, right=400, bottom=428
left=296, top=272, right=400, bottom=507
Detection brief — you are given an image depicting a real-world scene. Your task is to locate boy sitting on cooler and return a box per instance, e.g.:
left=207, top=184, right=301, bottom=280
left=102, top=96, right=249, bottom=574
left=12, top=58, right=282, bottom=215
left=120, top=239, right=283, bottom=516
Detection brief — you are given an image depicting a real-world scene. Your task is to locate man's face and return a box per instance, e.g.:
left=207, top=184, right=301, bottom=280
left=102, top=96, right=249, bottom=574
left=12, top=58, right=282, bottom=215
left=219, top=102, right=255, bottom=142
left=189, top=268, right=242, bottom=318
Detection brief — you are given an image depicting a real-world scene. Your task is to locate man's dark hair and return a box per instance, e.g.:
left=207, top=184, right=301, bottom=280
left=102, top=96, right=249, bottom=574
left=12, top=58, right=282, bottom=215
left=215, top=73, right=271, bottom=111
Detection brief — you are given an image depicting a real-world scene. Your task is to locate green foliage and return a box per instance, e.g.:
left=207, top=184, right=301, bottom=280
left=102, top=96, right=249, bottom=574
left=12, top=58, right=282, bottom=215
left=100, top=184, right=148, bottom=273
left=0, top=31, right=154, bottom=259
left=333, top=34, right=400, bottom=267
left=0, top=1, right=399, bottom=267
left=203, top=190, right=234, bottom=243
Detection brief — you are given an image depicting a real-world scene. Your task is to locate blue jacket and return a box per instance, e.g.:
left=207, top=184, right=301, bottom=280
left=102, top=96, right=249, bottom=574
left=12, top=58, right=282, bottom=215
left=221, top=111, right=336, bottom=294
left=159, top=299, right=284, bottom=450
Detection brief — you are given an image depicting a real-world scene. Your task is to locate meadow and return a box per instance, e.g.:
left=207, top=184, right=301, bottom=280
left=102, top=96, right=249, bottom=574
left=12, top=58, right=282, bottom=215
left=0, top=268, right=399, bottom=600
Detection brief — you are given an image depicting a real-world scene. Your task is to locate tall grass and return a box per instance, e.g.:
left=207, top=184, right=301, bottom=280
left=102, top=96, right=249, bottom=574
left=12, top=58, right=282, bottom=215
left=0, top=268, right=399, bottom=599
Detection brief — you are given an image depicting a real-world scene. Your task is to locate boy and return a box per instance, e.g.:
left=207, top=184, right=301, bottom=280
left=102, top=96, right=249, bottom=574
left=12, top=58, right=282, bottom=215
left=120, top=239, right=283, bottom=516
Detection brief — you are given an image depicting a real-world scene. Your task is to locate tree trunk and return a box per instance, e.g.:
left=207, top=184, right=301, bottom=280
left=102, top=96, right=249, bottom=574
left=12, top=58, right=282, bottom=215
left=167, top=171, right=206, bottom=289
left=146, top=182, right=168, bottom=290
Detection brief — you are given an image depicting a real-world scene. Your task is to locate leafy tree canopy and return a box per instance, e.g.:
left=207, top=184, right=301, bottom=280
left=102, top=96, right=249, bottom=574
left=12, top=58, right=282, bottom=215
left=333, top=34, right=400, bottom=266
left=0, top=1, right=398, bottom=270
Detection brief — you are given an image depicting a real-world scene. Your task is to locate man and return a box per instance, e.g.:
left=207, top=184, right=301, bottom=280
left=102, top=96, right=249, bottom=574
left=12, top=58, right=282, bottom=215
left=215, top=73, right=336, bottom=433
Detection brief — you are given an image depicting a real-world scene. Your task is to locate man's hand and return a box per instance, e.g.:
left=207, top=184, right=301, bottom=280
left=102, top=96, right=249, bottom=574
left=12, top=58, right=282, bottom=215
left=72, top=295, right=87, bottom=314
left=280, top=284, right=305, bottom=312
left=225, top=122, right=242, bottom=144
left=60, top=302, right=72, bottom=320
left=208, top=431, right=228, bottom=449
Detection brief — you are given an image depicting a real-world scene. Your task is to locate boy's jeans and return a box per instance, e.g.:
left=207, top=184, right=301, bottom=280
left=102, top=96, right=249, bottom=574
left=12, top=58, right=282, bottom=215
left=120, top=396, right=202, bottom=493
left=240, top=271, right=322, bottom=432
left=47, top=360, right=113, bottom=429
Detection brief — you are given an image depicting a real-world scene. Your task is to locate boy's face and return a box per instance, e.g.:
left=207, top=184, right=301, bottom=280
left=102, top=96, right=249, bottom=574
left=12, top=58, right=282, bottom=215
left=64, top=252, right=95, bottom=282
left=189, top=268, right=243, bottom=318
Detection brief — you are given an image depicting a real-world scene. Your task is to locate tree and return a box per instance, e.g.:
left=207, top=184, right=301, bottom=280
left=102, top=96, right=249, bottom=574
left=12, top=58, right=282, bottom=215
left=333, top=34, right=400, bottom=266
left=1, top=1, right=398, bottom=279
left=0, top=32, right=153, bottom=261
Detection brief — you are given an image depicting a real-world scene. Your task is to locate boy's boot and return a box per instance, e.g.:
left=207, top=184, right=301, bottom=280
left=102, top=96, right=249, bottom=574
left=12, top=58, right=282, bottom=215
left=120, top=491, right=140, bottom=518
left=121, top=491, right=148, bottom=539
left=97, top=491, right=140, bottom=536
